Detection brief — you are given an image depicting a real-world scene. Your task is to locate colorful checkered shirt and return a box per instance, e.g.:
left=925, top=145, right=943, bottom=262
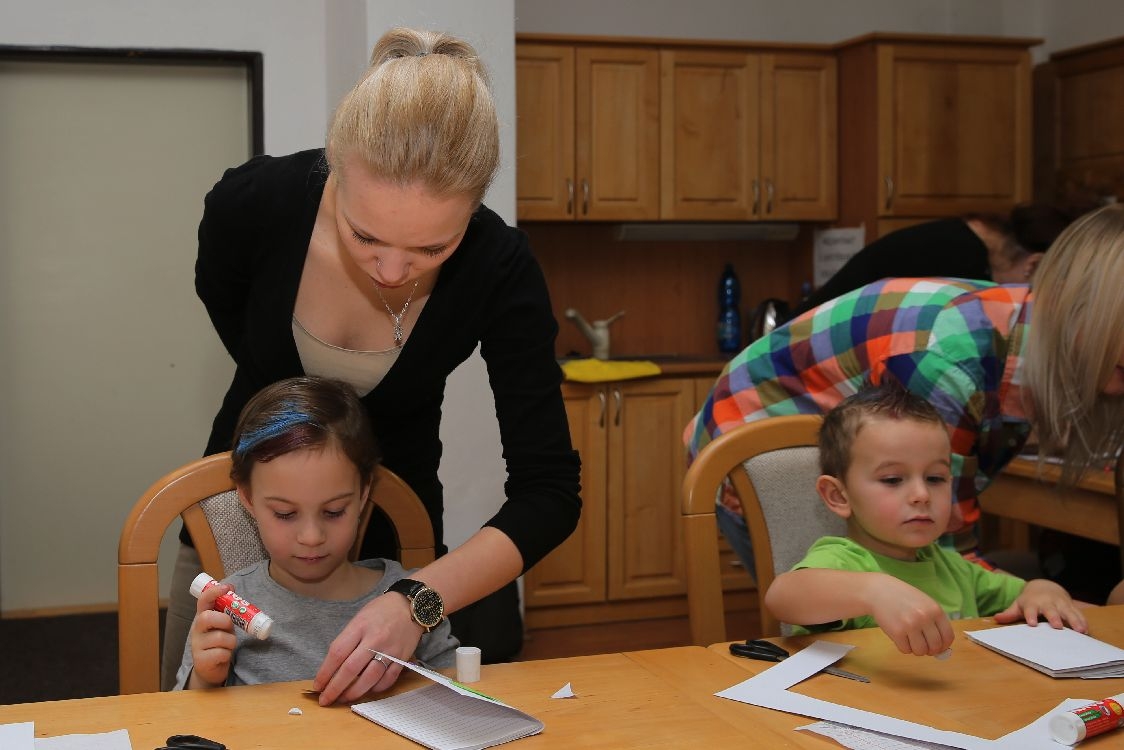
left=684, top=278, right=1034, bottom=532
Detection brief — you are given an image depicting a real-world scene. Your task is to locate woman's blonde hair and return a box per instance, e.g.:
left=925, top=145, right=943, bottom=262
left=1023, top=203, right=1124, bottom=484
left=326, top=27, right=499, bottom=204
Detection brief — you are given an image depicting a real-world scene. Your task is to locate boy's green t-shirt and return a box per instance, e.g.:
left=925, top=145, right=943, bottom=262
left=788, top=536, right=1026, bottom=634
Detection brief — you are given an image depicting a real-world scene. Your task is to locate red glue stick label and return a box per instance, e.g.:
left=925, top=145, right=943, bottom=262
left=189, top=573, right=274, bottom=640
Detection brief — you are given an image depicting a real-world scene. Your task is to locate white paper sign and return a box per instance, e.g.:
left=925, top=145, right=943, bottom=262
left=814, top=226, right=866, bottom=287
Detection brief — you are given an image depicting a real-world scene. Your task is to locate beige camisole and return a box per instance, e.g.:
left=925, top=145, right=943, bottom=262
left=292, top=316, right=400, bottom=396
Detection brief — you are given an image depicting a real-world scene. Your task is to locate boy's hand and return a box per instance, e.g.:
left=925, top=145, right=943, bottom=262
left=868, top=576, right=956, bottom=656
left=186, top=581, right=237, bottom=689
left=994, top=579, right=1088, bottom=633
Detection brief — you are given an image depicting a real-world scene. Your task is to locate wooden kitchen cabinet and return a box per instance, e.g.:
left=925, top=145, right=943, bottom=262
left=1034, top=36, right=1124, bottom=206
left=660, top=48, right=837, bottom=221
left=515, top=42, right=660, bottom=221
left=838, top=34, right=1037, bottom=239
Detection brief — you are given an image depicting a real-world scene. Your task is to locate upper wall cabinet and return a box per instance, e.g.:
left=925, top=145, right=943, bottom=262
left=516, top=43, right=660, bottom=221
left=1035, top=36, right=1124, bottom=206
left=659, top=49, right=837, bottom=221
left=838, top=34, right=1037, bottom=236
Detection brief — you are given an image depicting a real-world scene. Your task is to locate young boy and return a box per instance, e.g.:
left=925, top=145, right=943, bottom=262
left=175, top=376, right=458, bottom=689
left=764, top=383, right=1088, bottom=657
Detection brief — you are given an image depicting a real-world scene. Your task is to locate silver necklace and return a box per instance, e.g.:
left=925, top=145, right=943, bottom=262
left=372, top=279, right=420, bottom=347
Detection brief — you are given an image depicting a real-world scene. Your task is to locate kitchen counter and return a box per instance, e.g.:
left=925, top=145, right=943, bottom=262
left=558, top=355, right=729, bottom=379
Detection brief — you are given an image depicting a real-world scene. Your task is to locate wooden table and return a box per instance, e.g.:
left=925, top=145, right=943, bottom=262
left=979, top=457, right=1118, bottom=562
left=708, top=604, right=1124, bottom=745
left=4, top=608, right=1124, bottom=747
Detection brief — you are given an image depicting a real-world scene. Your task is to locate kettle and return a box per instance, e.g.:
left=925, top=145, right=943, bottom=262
left=748, top=298, right=791, bottom=341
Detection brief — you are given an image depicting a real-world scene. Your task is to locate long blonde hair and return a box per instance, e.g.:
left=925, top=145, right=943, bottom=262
left=326, top=27, right=499, bottom=204
left=1023, top=203, right=1124, bottom=484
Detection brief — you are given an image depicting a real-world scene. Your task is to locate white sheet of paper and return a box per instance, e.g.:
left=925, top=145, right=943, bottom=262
left=35, top=729, right=132, bottom=750
left=813, top=226, right=865, bottom=286
left=551, top=682, right=575, bottom=699
left=965, top=625, right=1124, bottom=674
left=798, top=721, right=958, bottom=749
left=716, top=641, right=991, bottom=750
left=0, top=722, right=34, bottom=750
left=371, top=650, right=508, bottom=706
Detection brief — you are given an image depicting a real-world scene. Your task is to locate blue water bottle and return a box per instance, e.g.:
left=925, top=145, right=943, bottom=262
left=717, top=264, right=741, bottom=354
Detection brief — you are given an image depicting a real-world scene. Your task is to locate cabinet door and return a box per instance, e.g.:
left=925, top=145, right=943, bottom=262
left=515, top=44, right=575, bottom=220
left=576, top=46, right=660, bottom=220
left=877, top=44, right=1031, bottom=216
left=660, top=50, right=759, bottom=219
left=523, top=385, right=607, bottom=607
left=759, top=52, right=837, bottom=220
left=607, top=378, right=694, bottom=600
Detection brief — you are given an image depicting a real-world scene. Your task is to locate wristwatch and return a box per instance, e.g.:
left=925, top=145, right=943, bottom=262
left=388, top=578, right=445, bottom=632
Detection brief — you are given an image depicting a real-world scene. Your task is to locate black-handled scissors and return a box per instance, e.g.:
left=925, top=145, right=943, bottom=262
left=729, top=639, right=870, bottom=683
left=155, top=735, right=227, bottom=750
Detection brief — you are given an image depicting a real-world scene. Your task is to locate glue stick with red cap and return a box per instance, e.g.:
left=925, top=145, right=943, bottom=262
left=1049, top=697, right=1124, bottom=745
left=190, top=573, right=274, bottom=640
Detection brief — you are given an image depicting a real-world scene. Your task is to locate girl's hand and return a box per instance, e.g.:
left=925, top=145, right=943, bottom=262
left=312, top=591, right=424, bottom=705
left=994, top=579, right=1088, bottom=633
left=186, top=582, right=237, bottom=689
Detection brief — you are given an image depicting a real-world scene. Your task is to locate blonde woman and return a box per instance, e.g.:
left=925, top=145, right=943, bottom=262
left=687, top=204, right=1124, bottom=587
left=164, top=27, right=581, bottom=703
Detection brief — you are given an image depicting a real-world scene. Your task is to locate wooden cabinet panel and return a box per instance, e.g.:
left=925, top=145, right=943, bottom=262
left=516, top=43, right=659, bottom=221
left=523, top=385, right=607, bottom=608
left=607, top=378, right=693, bottom=600
left=515, top=45, right=574, bottom=220
left=661, top=49, right=836, bottom=221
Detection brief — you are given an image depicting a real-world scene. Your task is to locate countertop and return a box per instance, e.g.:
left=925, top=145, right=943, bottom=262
left=558, top=355, right=729, bottom=378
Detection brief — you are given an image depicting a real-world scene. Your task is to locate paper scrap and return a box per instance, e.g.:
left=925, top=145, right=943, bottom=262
left=288, top=707, right=303, bottom=715
left=551, top=682, right=576, bottom=699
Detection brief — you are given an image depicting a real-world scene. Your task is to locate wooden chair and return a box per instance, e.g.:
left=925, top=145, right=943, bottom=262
left=1116, top=450, right=1124, bottom=574
left=117, top=451, right=434, bottom=695
left=681, top=414, right=841, bottom=644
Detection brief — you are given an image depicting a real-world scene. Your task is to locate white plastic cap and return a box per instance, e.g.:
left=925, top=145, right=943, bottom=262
left=189, top=572, right=216, bottom=598
left=1049, top=712, right=1086, bottom=745
left=246, top=611, right=274, bottom=640
left=456, top=646, right=482, bottom=683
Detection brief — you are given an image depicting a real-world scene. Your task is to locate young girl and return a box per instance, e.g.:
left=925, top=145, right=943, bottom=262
left=175, top=376, right=458, bottom=690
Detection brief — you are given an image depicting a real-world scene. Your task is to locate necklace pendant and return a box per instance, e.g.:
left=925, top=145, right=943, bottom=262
left=393, top=322, right=404, bottom=346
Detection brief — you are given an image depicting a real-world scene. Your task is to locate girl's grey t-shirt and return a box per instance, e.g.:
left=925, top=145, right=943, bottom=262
left=174, top=558, right=459, bottom=688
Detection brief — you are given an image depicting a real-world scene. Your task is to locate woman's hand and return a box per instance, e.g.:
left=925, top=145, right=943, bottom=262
left=312, top=591, right=422, bottom=705
left=994, top=579, right=1088, bottom=633
left=186, top=582, right=237, bottom=689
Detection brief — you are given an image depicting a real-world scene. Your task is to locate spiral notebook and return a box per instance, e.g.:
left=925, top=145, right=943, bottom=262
left=351, top=652, right=543, bottom=750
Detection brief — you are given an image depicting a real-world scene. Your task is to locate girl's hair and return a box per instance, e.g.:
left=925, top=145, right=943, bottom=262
left=818, top=381, right=945, bottom=478
left=1023, top=202, right=1124, bottom=484
left=230, top=376, right=381, bottom=487
left=325, top=26, right=499, bottom=205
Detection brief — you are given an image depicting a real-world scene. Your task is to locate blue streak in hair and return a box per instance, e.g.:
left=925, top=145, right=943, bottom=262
left=235, top=405, right=321, bottom=456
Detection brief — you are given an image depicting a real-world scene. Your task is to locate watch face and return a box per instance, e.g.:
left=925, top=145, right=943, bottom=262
left=412, top=588, right=444, bottom=628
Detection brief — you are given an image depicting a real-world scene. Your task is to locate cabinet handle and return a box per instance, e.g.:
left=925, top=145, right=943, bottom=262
left=566, top=178, right=574, bottom=215
left=765, top=180, right=774, bottom=214
left=581, top=179, right=590, bottom=216
left=613, top=387, right=622, bottom=427
left=884, top=176, right=894, bottom=211
left=597, top=389, right=607, bottom=428
left=751, top=179, right=759, bottom=216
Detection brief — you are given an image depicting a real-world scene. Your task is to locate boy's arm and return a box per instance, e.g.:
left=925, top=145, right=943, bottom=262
left=993, top=578, right=1089, bottom=633
left=765, top=568, right=955, bottom=656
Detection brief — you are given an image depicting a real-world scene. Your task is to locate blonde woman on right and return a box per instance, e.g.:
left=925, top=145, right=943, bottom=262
left=686, top=203, right=1124, bottom=592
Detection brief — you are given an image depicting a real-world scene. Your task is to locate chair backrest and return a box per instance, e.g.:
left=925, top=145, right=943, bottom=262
left=681, top=414, right=842, bottom=643
left=117, top=452, right=434, bottom=695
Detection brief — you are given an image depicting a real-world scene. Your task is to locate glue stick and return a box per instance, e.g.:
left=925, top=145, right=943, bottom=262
left=1048, top=697, right=1124, bottom=745
left=190, top=573, right=274, bottom=640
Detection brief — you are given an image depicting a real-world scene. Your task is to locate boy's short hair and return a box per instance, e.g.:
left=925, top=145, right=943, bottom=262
left=818, top=381, right=945, bottom=478
left=230, top=376, right=381, bottom=486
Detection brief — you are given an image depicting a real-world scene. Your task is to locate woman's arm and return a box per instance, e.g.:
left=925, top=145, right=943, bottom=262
left=766, top=568, right=955, bottom=656
left=312, top=527, right=520, bottom=705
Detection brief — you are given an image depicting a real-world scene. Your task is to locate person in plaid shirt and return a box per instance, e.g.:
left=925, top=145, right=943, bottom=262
left=686, top=204, right=1124, bottom=578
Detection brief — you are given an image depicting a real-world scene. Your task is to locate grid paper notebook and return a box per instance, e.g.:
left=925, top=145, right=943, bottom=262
left=351, top=652, right=543, bottom=750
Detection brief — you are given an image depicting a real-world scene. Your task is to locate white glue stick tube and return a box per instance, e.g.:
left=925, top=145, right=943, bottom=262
left=456, top=646, right=482, bottom=683
left=190, top=572, right=274, bottom=640
left=1049, top=697, right=1124, bottom=745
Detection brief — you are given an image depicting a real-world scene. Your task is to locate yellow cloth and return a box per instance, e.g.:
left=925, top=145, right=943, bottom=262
left=560, top=358, right=662, bottom=383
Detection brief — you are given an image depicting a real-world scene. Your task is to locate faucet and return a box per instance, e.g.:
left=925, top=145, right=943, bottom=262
left=564, top=308, right=625, bottom=360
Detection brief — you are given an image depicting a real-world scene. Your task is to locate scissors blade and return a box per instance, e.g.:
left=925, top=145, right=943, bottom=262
left=821, top=665, right=870, bottom=683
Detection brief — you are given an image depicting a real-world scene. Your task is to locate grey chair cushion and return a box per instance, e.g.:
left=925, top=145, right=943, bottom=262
left=199, top=490, right=268, bottom=576
left=742, top=446, right=847, bottom=635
